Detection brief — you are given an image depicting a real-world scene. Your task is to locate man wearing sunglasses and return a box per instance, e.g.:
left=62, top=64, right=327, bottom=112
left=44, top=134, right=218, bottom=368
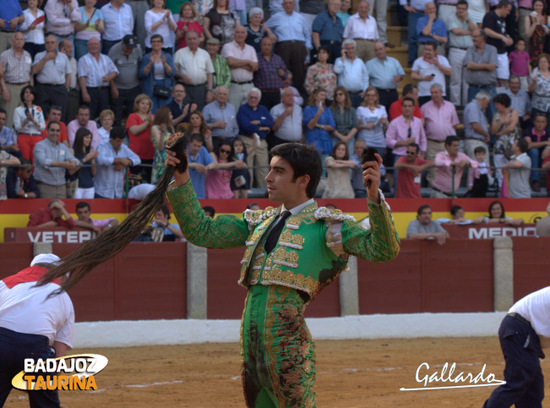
left=394, top=143, right=434, bottom=198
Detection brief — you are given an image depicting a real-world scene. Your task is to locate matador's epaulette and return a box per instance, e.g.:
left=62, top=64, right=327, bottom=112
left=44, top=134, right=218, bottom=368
left=313, top=207, right=356, bottom=222
left=243, top=207, right=277, bottom=228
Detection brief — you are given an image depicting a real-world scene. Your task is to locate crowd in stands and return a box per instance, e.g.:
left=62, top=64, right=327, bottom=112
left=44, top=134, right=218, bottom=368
left=1, top=0, right=550, bottom=202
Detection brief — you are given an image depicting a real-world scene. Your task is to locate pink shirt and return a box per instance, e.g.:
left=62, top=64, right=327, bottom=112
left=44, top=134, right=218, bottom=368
left=66, top=120, right=100, bottom=151
left=420, top=100, right=459, bottom=142
left=221, top=40, right=258, bottom=82
left=385, top=115, right=427, bottom=156
left=509, top=50, right=530, bottom=77
left=433, top=150, right=478, bottom=193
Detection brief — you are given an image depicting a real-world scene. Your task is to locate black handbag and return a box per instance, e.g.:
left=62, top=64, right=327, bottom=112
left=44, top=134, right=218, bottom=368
left=153, top=85, right=171, bottom=99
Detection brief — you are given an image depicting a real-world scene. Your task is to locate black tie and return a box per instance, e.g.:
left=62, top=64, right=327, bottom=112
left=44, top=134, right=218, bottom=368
left=264, top=211, right=291, bottom=254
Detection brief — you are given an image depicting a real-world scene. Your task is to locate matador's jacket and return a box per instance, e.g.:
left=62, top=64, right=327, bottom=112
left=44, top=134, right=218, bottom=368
left=167, top=181, right=400, bottom=408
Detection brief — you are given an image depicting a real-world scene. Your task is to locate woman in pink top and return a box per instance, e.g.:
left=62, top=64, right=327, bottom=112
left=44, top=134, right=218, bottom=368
left=205, top=141, right=247, bottom=198
left=126, top=94, right=155, bottom=182
left=176, top=2, right=205, bottom=50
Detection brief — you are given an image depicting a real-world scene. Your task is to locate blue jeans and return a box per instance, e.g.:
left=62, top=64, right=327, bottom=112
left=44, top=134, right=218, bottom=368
left=527, top=148, right=541, bottom=181
left=74, top=38, right=89, bottom=61
left=407, top=12, right=424, bottom=65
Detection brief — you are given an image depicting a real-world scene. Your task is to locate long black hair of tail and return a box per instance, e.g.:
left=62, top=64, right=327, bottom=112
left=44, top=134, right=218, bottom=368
left=38, top=133, right=188, bottom=294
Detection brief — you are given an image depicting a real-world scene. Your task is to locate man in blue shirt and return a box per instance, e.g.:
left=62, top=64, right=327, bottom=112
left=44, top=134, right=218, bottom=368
left=333, top=39, right=369, bottom=108
left=0, top=0, right=24, bottom=54
left=416, top=2, right=448, bottom=57
left=312, top=0, right=344, bottom=64
left=187, top=133, right=215, bottom=199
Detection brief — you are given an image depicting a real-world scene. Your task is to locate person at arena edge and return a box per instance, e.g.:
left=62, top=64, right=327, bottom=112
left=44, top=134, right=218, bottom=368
left=165, top=142, right=400, bottom=407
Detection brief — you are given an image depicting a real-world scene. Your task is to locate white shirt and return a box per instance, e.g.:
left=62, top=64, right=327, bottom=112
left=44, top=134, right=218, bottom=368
left=33, top=51, right=72, bottom=85
left=221, top=41, right=258, bottom=82
left=100, top=2, right=134, bottom=41
left=21, top=8, right=45, bottom=45
left=270, top=103, right=303, bottom=142
left=343, top=13, right=379, bottom=40
left=78, top=53, right=119, bottom=87
left=411, top=55, right=451, bottom=97
left=0, top=276, right=74, bottom=347
left=173, top=47, right=214, bottom=85
left=144, top=9, right=176, bottom=48
left=509, top=286, right=550, bottom=345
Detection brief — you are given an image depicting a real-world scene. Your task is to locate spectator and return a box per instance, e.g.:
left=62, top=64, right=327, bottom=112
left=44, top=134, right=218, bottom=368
left=33, top=121, right=79, bottom=198
left=447, top=0, right=477, bottom=107
left=98, top=109, right=114, bottom=145
left=266, top=0, right=310, bottom=93
left=406, top=204, right=449, bottom=244
left=474, top=200, right=524, bottom=225
left=28, top=200, right=75, bottom=228
left=525, top=0, right=548, bottom=68
left=402, top=0, right=431, bottom=67
left=312, top=0, right=343, bottom=64
left=146, top=204, right=183, bottom=241
left=109, top=34, right=143, bottom=126
left=523, top=113, right=549, bottom=192
left=432, top=135, right=478, bottom=198
left=492, top=93, right=520, bottom=185
left=59, top=40, right=79, bottom=125
left=206, top=38, right=232, bottom=91
left=502, top=138, right=532, bottom=198
left=333, top=39, right=369, bottom=108
left=0, top=108, right=19, bottom=157
left=305, top=46, right=337, bottom=102
left=174, top=30, right=215, bottom=111
left=70, top=128, right=98, bottom=199
left=202, top=86, right=239, bottom=149
left=356, top=86, right=388, bottom=160
left=350, top=139, right=366, bottom=197
left=139, top=33, right=175, bottom=112
left=337, top=0, right=353, bottom=27
left=0, top=148, right=20, bottom=200
left=205, top=141, right=247, bottom=198
left=464, top=29, right=498, bottom=122
left=342, top=0, right=378, bottom=62
left=182, top=111, right=214, bottom=152
left=20, top=0, right=46, bottom=59
left=411, top=42, right=452, bottom=106
left=95, top=126, right=141, bottom=198
left=144, top=0, right=176, bottom=54
left=0, top=0, right=24, bottom=54
left=44, top=0, right=80, bottom=49
left=505, top=75, right=532, bottom=130
left=230, top=138, right=250, bottom=198
left=471, top=145, right=493, bottom=197
left=270, top=87, right=303, bottom=147
left=67, top=105, right=100, bottom=151
left=32, top=35, right=71, bottom=121
left=175, top=2, right=205, bottom=51
left=366, top=41, right=404, bottom=114
left=168, top=83, right=196, bottom=128
left=394, top=142, right=434, bottom=198
left=385, top=97, right=427, bottom=164
left=254, top=37, right=288, bottom=109
left=74, top=0, right=105, bottom=60
left=126, top=94, right=154, bottom=182
left=529, top=53, right=550, bottom=121
left=74, top=201, right=119, bottom=233
left=303, top=87, right=335, bottom=155
left=41, top=105, right=69, bottom=149
left=100, top=0, right=134, bottom=55
left=420, top=83, right=459, bottom=185
left=535, top=201, right=550, bottom=236
left=236, top=87, right=273, bottom=188
left=204, top=0, right=240, bottom=47
left=6, top=158, right=39, bottom=198
left=388, top=83, right=424, bottom=124
left=78, top=38, right=119, bottom=120
left=509, top=39, right=531, bottom=92
left=0, top=32, right=33, bottom=129
left=323, top=141, right=355, bottom=198
left=150, top=106, right=173, bottom=183
left=186, top=133, right=215, bottom=199
left=222, top=25, right=258, bottom=109
left=437, top=205, right=474, bottom=224
left=416, top=2, right=447, bottom=57
left=13, top=85, right=46, bottom=163
left=482, top=0, right=513, bottom=88
left=245, top=7, right=277, bottom=53
left=330, top=86, right=357, bottom=153
left=463, top=90, right=492, bottom=161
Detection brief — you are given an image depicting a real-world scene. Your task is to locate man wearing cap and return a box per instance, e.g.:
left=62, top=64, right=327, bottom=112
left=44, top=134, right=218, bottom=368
left=206, top=37, right=232, bottom=91
left=109, top=34, right=143, bottom=126
left=0, top=253, right=74, bottom=407
left=32, top=35, right=72, bottom=122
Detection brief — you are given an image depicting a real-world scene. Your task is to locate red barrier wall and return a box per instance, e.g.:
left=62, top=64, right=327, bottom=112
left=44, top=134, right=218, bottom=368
left=512, top=237, right=550, bottom=301
left=358, top=240, right=494, bottom=314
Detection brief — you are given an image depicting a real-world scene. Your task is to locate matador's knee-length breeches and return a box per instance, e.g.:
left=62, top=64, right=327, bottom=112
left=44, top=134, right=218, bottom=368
left=241, top=284, right=316, bottom=408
